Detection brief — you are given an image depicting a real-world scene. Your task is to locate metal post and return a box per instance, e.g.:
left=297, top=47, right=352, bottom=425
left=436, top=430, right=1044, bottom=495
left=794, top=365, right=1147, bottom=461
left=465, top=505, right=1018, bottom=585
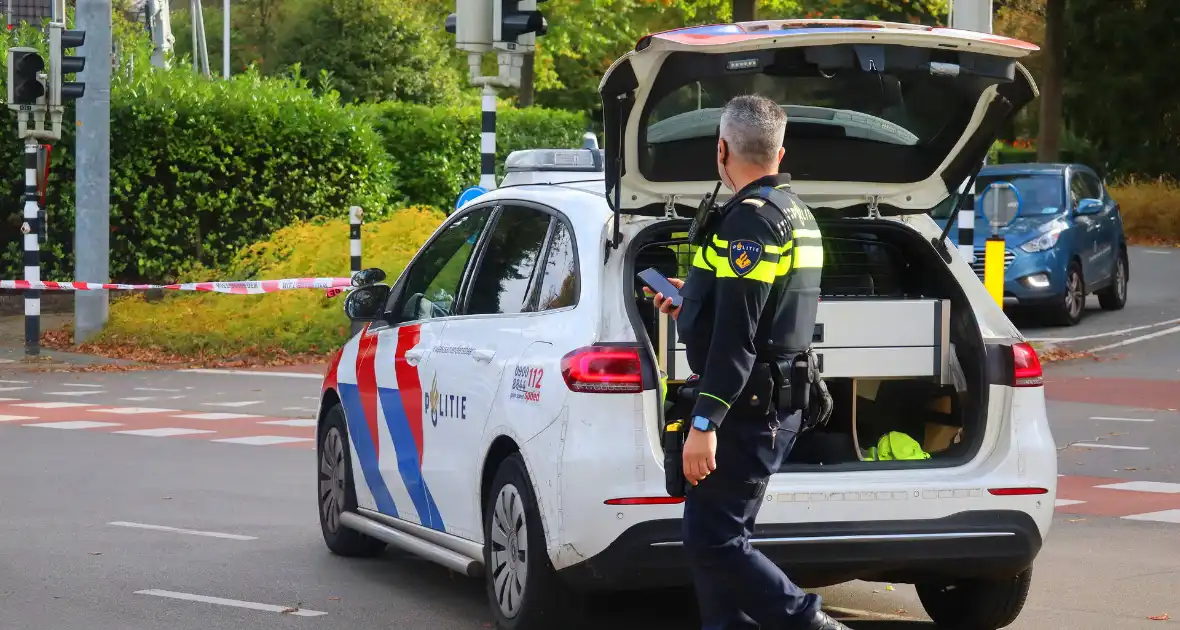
left=957, top=185, right=976, bottom=265
left=950, top=0, right=992, bottom=33
left=348, top=206, right=363, bottom=335
left=222, top=0, right=229, bottom=78
left=22, top=138, right=41, bottom=356
left=983, top=236, right=1005, bottom=307
left=480, top=83, right=497, bottom=190
left=74, top=0, right=112, bottom=344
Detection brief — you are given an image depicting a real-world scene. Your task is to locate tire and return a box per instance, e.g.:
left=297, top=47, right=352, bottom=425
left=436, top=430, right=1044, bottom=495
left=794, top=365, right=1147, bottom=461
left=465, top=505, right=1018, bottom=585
left=916, top=567, right=1033, bottom=630
left=1097, top=249, right=1129, bottom=311
left=318, top=402, right=387, bottom=557
left=484, top=453, right=582, bottom=630
left=1045, top=261, right=1085, bottom=326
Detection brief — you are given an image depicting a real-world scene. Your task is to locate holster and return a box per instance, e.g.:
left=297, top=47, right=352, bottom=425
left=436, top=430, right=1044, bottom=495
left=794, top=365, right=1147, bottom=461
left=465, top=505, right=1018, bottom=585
left=769, top=350, right=833, bottom=432
left=663, top=375, right=699, bottom=498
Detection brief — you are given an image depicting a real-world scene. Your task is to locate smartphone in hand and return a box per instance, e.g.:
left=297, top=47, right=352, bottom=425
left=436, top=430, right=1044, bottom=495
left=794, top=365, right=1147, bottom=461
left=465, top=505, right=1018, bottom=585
left=638, top=268, right=683, bottom=308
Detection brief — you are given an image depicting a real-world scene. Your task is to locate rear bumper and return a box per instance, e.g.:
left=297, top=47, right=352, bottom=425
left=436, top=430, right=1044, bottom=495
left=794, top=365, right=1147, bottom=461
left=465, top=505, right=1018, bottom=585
left=556, top=510, right=1042, bottom=591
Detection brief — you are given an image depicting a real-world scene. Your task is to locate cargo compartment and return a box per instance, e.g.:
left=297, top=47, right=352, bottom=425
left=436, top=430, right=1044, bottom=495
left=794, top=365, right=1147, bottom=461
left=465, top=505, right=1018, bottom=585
left=625, top=216, right=987, bottom=471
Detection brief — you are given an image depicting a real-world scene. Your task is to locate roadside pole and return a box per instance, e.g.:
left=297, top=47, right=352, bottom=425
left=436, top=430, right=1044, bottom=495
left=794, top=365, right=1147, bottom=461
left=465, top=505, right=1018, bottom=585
left=22, top=138, right=41, bottom=355
left=480, top=84, right=497, bottom=190
left=74, top=0, right=112, bottom=344
left=348, top=206, right=363, bottom=336
left=950, top=0, right=992, bottom=267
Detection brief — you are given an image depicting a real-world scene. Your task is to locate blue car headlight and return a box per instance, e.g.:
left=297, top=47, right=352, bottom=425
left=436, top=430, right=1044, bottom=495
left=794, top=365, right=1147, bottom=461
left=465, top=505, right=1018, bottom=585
left=1019, top=219, right=1069, bottom=253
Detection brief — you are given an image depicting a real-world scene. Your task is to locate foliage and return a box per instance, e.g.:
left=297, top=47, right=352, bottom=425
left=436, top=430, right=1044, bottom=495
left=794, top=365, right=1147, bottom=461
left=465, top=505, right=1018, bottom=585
left=1, top=19, right=393, bottom=284
left=92, top=207, right=447, bottom=356
left=1063, top=0, right=1180, bottom=179
left=366, top=101, right=587, bottom=209
left=796, top=0, right=948, bottom=23
left=1109, top=178, right=1180, bottom=245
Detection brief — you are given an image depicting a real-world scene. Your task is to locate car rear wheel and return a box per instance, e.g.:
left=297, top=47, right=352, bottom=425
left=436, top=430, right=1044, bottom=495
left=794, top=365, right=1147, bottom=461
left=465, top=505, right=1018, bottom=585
left=484, top=453, right=582, bottom=630
left=1097, top=249, right=1129, bottom=311
left=318, top=402, right=386, bottom=557
left=1045, top=261, right=1084, bottom=326
left=916, top=567, right=1033, bottom=629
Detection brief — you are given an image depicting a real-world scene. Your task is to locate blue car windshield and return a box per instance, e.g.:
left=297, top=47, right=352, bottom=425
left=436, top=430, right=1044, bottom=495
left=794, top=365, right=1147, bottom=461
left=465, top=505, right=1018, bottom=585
left=976, top=174, right=1065, bottom=216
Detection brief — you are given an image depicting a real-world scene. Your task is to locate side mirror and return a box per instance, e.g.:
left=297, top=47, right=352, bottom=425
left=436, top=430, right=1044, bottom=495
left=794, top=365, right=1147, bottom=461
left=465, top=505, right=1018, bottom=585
left=1075, top=198, right=1103, bottom=215
left=351, top=267, right=387, bottom=288
left=344, top=284, right=391, bottom=321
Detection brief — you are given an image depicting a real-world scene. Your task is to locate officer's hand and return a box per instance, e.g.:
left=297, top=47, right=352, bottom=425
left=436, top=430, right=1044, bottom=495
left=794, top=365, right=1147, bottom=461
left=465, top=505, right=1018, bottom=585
left=683, top=428, right=717, bottom=485
left=650, top=278, right=685, bottom=320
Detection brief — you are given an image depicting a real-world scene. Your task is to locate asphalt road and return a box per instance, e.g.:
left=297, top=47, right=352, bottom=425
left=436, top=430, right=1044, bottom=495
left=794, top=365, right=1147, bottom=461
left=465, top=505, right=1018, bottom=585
left=0, top=244, right=1177, bottom=629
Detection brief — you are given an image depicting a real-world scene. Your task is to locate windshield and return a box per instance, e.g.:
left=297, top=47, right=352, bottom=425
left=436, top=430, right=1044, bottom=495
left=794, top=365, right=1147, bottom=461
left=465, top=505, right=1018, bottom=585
left=638, top=46, right=991, bottom=185
left=975, top=174, right=1065, bottom=216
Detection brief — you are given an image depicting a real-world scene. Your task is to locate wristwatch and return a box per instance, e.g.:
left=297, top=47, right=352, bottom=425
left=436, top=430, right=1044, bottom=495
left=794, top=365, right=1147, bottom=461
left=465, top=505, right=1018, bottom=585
left=691, top=415, right=716, bottom=432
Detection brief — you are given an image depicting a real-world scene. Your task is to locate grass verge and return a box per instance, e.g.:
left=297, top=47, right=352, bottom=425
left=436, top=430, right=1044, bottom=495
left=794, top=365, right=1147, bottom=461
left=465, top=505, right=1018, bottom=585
left=1110, top=177, right=1180, bottom=246
left=42, top=206, right=446, bottom=362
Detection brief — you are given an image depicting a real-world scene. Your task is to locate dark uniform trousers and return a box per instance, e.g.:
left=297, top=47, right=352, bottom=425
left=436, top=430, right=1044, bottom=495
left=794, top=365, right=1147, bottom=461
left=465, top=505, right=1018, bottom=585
left=682, top=408, right=820, bottom=630
left=675, top=173, right=827, bottom=629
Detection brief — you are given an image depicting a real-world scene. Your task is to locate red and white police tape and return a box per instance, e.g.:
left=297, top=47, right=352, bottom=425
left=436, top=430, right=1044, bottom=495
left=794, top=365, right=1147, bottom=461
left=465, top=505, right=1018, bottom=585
left=0, top=277, right=354, bottom=296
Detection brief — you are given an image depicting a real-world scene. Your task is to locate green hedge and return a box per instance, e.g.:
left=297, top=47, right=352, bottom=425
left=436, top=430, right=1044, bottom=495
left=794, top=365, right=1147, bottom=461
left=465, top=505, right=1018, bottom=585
left=369, top=101, right=588, bottom=209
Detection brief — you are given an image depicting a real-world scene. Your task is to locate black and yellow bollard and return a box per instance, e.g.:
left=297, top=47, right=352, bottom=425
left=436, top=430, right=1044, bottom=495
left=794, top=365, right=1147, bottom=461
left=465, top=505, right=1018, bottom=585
left=983, top=235, right=1005, bottom=307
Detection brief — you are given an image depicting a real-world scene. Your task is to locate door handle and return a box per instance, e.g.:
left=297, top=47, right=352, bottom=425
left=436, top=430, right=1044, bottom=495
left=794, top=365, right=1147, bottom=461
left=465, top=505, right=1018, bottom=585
left=472, top=349, right=496, bottom=363
left=404, top=348, right=426, bottom=366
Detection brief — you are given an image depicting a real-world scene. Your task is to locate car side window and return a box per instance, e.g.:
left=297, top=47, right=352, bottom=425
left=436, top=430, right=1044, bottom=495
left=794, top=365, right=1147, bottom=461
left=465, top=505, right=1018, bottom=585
left=533, top=219, right=580, bottom=311
left=465, top=205, right=552, bottom=316
left=1068, top=172, right=1087, bottom=210
left=1080, top=173, right=1103, bottom=201
left=389, top=207, right=492, bottom=325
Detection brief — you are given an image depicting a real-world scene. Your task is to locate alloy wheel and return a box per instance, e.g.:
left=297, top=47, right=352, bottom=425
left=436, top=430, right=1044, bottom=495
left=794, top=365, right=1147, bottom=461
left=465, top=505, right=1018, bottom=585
left=1066, top=270, right=1084, bottom=320
left=319, top=426, right=346, bottom=534
left=490, top=483, right=529, bottom=618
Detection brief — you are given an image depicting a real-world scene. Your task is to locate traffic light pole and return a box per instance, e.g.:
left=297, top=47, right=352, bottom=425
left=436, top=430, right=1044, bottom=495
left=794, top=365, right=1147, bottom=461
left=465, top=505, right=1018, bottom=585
left=21, top=137, right=42, bottom=356
left=74, top=0, right=111, bottom=344
left=480, top=83, right=497, bottom=190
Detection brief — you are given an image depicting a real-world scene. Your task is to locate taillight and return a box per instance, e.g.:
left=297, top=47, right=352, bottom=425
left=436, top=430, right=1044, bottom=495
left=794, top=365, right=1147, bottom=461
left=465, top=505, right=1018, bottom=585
left=560, top=345, right=643, bottom=394
left=1012, top=342, right=1043, bottom=387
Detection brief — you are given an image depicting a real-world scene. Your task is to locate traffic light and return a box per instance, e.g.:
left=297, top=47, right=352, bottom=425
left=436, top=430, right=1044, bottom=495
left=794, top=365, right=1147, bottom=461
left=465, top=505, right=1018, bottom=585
left=49, top=23, right=86, bottom=105
left=446, top=0, right=494, bottom=54
left=494, top=0, right=548, bottom=52
left=7, top=48, right=47, bottom=106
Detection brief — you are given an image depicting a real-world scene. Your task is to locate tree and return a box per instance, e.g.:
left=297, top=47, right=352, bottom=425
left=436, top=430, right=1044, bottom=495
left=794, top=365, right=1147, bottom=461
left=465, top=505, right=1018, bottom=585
left=1035, top=0, right=1065, bottom=161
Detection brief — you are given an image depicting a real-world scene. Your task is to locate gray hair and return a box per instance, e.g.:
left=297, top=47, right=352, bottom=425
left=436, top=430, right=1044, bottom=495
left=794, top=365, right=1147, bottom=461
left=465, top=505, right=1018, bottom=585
left=718, top=95, right=787, bottom=168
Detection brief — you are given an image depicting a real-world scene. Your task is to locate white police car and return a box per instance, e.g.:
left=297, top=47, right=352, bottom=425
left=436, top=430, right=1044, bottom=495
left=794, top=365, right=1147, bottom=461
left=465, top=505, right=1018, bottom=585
left=316, top=20, right=1056, bottom=630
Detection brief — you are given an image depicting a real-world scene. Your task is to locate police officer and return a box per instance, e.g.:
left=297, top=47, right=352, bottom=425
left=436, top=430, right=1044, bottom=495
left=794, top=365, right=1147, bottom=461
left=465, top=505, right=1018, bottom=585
left=652, top=95, right=847, bottom=630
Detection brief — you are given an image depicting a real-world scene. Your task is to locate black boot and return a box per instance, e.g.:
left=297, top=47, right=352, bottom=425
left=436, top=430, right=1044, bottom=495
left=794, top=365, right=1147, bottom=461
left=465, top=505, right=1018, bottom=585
left=805, top=610, right=853, bottom=630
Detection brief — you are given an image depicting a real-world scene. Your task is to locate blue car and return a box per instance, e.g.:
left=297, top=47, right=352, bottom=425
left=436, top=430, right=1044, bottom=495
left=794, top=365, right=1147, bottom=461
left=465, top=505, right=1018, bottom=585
left=934, top=163, right=1129, bottom=326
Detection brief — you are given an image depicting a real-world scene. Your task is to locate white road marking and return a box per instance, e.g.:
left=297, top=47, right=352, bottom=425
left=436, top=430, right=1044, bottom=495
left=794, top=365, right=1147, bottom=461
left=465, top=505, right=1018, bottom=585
left=115, top=427, right=216, bottom=437
left=44, top=390, right=105, bottom=397
left=259, top=419, right=318, bottom=427
left=120, top=396, right=159, bottom=402
left=282, top=406, right=317, bottom=412
left=1071, top=443, right=1150, bottom=450
left=1144, top=250, right=1172, bottom=255
left=0, top=379, right=29, bottom=384
left=1095, top=481, right=1180, bottom=494
left=822, top=606, right=915, bottom=622
left=180, top=368, right=324, bottom=380
left=0, top=397, right=20, bottom=402
left=110, top=521, right=254, bottom=539
left=0, top=415, right=37, bottom=422
left=0, top=359, right=13, bottom=364
left=92, top=407, right=178, bottom=415
left=203, top=400, right=263, bottom=408
left=1089, top=324, right=1180, bottom=353
left=13, top=401, right=94, bottom=409
left=1122, top=510, right=1180, bottom=524
left=0, top=386, right=31, bottom=392
left=1054, top=499, right=1086, bottom=507
left=1090, top=416, right=1156, bottom=422
left=1027, top=317, right=1180, bottom=343
left=60, top=383, right=104, bottom=388
left=24, top=421, right=123, bottom=430
left=173, top=412, right=262, bottom=420
left=212, top=435, right=314, bottom=446
left=135, top=387, right=181, bottom=392
left=133, top=589, right=325, bottom=616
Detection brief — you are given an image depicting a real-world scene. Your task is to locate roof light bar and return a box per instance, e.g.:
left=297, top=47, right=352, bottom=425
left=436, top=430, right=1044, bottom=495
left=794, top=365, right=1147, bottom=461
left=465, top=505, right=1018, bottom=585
left=504, top=148, right=604, bottom=173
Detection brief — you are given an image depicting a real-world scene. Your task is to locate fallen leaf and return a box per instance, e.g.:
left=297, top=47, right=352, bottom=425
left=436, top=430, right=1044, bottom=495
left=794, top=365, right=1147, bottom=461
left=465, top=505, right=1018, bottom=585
left=885, top=585, right=895, bottom=591
left=872, top=590, right=880, bottom=594
left=895, top=608, right=908, bottom=615
left=281, top=607, right=299, bottom=614
left=1066, top=518, right=1086, bottom=523
left=328, top=596, right=341, bottom=601
left=89, top=552, right=102, bottom=556
left=1125, top=468, right=1138, bottom=471
left=1149, top=614, right=1169, bottom=621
